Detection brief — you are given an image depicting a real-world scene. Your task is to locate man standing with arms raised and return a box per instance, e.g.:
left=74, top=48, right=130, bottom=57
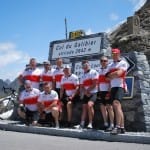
left=106, top=48, right=128, bottom=134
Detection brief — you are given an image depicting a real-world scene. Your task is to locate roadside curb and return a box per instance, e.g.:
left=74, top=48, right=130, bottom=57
left=0, top=121, right=150, bottom=144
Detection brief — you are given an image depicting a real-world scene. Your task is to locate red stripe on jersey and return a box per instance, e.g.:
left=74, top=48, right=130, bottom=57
left=120, top=71, right=126, bottom=78
left=83, top=79, right=93, bottom=86
left=63, top=83, right=76, bottom=90
left=43, top=100, right=59, bottom=107
left=42, top=75, right=53, bottom=82
left=99, top=75, right=109, bottom=83
left=23, top=96, right=38, bottom=105
left=55, top=74, right=63, bottom=82
left=25, top=75, right=40, bottom=82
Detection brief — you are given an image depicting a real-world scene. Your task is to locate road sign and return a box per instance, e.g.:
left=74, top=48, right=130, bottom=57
left=124, top=56, right=135, bottom=73
left=123, top=76, right=134, bottom=99
left=49, top=32, right=109, bottom=61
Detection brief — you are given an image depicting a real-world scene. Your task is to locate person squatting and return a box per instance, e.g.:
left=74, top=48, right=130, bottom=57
left=17, top=48, right=128, bottom=135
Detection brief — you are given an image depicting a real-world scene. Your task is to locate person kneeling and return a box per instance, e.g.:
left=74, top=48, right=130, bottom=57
left=18, top=80, right=40, bottom=126
left=37, top=82, right=60, bottom=128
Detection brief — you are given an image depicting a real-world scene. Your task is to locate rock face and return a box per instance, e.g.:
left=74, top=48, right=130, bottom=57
left=0, top=78, right=18, bottom=98
left=109, top=0, right=150, bottom=63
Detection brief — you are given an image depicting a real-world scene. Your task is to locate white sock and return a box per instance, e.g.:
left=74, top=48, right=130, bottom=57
left=104, top=122, right=108, bottom=127
left=110, top=123, right=114, bottom=128
left=116, top=125, right=120, bottom=128
left=56, top=122, right=59, bottom=127
left=80, top=121, right=85, bottom=126
left=88, top=122, right=92, bottom=126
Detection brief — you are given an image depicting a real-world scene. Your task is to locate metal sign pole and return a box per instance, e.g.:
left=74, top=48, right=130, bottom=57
left=65, top=17, right=68, bottom=40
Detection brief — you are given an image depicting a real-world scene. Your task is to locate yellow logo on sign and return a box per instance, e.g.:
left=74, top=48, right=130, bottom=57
left=69, top=30, right=85, bottom=39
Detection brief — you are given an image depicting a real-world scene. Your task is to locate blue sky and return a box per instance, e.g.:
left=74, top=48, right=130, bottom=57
left=0, top=0, right=146, bottom=81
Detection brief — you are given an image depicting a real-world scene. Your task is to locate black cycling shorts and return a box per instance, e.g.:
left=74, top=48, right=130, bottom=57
left=110, top=87, right=124, bottom=102
left=82, top=93, right=97, bottom=104
left=97, top=91, right=112, bottom=105
left=61, top=95, right=80, bottom=105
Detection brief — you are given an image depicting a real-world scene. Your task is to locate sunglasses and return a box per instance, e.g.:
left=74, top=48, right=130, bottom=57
left=44, top=64, right=50, bottom=65
left=100, top=60, right=108, bottom=62
left=82, top=63, right=89, bottom=67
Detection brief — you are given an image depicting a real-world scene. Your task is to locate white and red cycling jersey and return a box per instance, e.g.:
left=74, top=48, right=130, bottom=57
left=80, top=69, right=98, bottom=94
left=98, top=67, right=110, bottom=91
left=21, top=68, right=41, bottom=89
left=19, top=88, right=40, bottom=111
left=53, top=67, right=64, bottom=89
left=107, top=59, right=128, bottom=88
left=38, top=90, right=59, bottom=113
left=61, top=74, right=79, bottom=97
left=40, top=68, right=55, bottom=86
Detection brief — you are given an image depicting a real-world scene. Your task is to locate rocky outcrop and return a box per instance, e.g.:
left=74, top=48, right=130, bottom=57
left=0, top=79, right=9, bottom=98
left=109, top=0, right=150, bottom=63
left=0, top=78, right=18, bottom=98
left=107, top=0, right=150, bottom=132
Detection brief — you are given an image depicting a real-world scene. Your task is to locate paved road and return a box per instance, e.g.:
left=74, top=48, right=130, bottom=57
left=0, top=130, right=150, bottom=150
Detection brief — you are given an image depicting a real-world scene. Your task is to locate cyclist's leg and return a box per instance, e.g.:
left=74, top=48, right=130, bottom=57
left=17, top=106, right=26, bottom=119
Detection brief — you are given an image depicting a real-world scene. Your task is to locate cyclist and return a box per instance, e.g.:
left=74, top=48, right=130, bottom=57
left=53, top=58, right=64, bottom=97
left=40, top=61, right=54, bottom=91
left=18, top=80, right=40, bottom=126
left=106, top=48, right=128, bottom=134
left=97, top=56, right=114, bottom=131
left=60, top=65, right=80, bottom=127
left=18, top=58, right=41, bottom=90
left=76, top=60, right=98, bottom=129
left=37, top=82, right=60, bottom=128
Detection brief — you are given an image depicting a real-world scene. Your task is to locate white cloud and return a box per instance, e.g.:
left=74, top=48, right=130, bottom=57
left=85, top=29, right=94, bottom=35
left=0, top=42, right=30, bottom=68
left=109, top=13, right=119, bottom=21
left=129, top=0, right=146, bottom=10
left=0, top=42, right=30, bottom=81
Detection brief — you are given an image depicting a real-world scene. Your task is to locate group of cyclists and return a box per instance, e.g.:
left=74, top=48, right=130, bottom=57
left=17, top=48, right=128, bottom=135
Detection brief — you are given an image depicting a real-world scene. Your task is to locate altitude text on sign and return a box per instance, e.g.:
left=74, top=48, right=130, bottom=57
left=52, top=36, right=101, bottom=59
